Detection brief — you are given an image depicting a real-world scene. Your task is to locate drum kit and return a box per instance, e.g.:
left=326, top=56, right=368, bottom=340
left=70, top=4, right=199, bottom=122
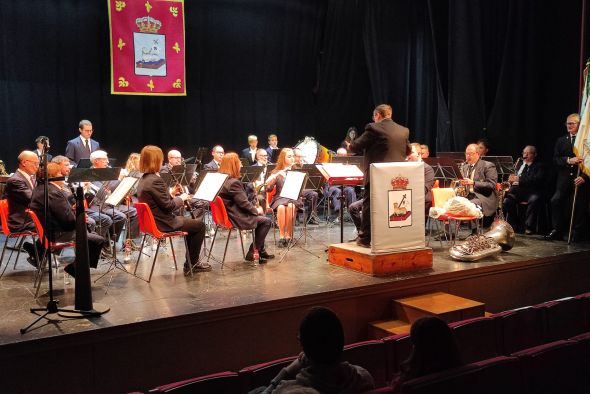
left=294, top=137, right=332, bottom=164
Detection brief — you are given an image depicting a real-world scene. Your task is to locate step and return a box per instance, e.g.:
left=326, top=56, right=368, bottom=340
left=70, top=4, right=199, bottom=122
left=394, top=292, right=485, bottom=323
left=368, top=319, right=412, bottom=339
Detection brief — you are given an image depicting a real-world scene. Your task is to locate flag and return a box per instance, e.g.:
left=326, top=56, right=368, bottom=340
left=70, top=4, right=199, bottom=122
left=108, top=0, right=186, bottom=96
left=575, top=58, right=590, bottom=177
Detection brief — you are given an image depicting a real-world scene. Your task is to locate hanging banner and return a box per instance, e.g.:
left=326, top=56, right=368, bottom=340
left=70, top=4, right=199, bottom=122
left=108, top=0, right=186, bottom=96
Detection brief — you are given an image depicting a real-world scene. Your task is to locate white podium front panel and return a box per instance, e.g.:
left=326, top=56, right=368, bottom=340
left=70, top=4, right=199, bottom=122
left=370, top=162, right=425, bottom=253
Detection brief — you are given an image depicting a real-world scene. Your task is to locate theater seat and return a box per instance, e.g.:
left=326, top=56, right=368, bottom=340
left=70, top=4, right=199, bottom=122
left=513, top=339, right=588, bottom=394
left=492, top=306, right=544, bottom=354
left=449, top=317, right=498, bottom=363
left=148, top=371, right=240, bottom=393
left=535, top=297, right=590, bottom=342
left=238, top=356, right=298, bottom=393
left=343, top=340, right=388, bottom=387
left=382, top=333, right=412, bottom=380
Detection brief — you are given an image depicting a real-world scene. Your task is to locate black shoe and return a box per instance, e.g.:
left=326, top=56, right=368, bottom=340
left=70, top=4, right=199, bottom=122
left=64, top=263, right=76, bottom=278
left=278, top=238, right=287, bottom=248
left=544, top=229, right=561, bottom=241
left=184, top=262, right=212, bottom=274
left=22, top=242, right=38, bottom=267
left=260, top=250, right=275, bottom=260
left=356, top=238, right=370, bottom=248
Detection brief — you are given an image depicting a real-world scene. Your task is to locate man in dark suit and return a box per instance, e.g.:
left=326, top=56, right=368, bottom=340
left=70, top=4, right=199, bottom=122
left=241, top=135, right=259, bottom=165
left=65, top=119, right=100, bottom=165
left=460, top=144, right=498, bottom=226
left=503, top=145, right=545, bottom=234
left=5, top=151, right=39, bottom=266
left=266, top=134, right=280, bottom=164
left=29, top=163, right=106, bottom=277
left=203, top=145, right=224, bottom=170
left=349, top=104, right=410, bottom=247
left=545, top=113, right=589, bottom=241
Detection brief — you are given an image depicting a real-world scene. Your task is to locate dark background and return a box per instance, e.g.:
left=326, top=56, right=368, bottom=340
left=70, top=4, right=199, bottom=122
left=0, top=0, right=588, bottom=170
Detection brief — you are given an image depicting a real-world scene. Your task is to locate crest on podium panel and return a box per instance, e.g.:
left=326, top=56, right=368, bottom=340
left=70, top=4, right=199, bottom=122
left=108, top=0, right=186, bottom=96
left=388, top=176, right=412, bottom=228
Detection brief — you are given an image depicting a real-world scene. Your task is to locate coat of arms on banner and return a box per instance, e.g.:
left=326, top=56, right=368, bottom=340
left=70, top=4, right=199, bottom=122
left=108, top=0, right=186, bottom=96
left=388, top=176, right=412, bottom=228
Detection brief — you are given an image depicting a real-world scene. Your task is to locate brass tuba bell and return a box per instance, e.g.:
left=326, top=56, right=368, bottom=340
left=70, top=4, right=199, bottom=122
left=483, top=219, right=515, bottom=251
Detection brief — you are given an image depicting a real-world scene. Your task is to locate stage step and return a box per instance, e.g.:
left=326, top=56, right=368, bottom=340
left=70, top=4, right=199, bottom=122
left=369, top=292, right=485, bottom=338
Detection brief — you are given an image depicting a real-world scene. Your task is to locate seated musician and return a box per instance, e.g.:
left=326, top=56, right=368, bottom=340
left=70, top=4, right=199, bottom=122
left=460, top=143, right=498, bottom=228
left=250, top=149, right=270, bottom=209
left=292, top=148, right=320, bottom=225
left=218, top=153, right=274, bottom=263
left=503, top=145, right=545, bottom=234
left=136, top=145, right=210, bottom=274
left=324, top=148, right=357, bottom=224
left=29, top=163, right=106, bottom=277
left=203, top=145, right=224, bottom=170
left=266, top=148, right=302, bottom=247
left=241, top=135, right=259, bottom=165
left=161, top=149, right=206, bottom=219
left=88, top=150, right=139, bottom=246
left=5, top=151, right=39, bottom=266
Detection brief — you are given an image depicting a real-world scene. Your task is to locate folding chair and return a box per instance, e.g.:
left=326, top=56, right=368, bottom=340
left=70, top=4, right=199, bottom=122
left=134, top=202, right=188, bottom=282
left=0, top=199, right=38, bottom=278
left=208, top=196, right=251, bottom=268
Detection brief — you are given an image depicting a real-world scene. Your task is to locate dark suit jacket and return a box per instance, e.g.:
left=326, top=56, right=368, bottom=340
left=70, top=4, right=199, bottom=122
left=29, top=183, right=76, bottom=234
left=5, top=170, right=34, bottom=232
left=515, top=161, right=545, bottom=193
left=461, top=159, right=498, bottom=216
left=203, top=160, right=219, bottom=171
left=136, top=173, right=184, bottom=232
left=553, top=134, right=589, bottom=185
left=218, top=178, right=259, bottom=230
left=424, top=162, right=435, bottom=207
left=65, top=136, right=100, bottom=165
left=349, top=118, right=410, bottom=183
left=241, top=148, right=257, bottom=165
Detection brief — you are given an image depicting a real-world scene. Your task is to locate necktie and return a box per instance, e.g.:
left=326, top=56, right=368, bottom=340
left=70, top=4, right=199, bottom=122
left=30, top=175, right=36, bottom=189
left=522, top=165, right=529, bottom=176
left=468, top=165, right=475, bottom=179
left=85, top=139, right=91, bottom=154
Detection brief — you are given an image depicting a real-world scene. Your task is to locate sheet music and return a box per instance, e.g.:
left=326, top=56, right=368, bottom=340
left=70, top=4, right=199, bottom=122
left=279, top=171, right=306, bottom=201
left=193, top=172, right=228, bottom=202
left=316, top=163, right=364, bottom=179
left=105, top=177, right=138, bottom=206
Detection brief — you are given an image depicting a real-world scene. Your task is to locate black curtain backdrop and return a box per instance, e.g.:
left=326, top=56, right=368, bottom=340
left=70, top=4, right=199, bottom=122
left=0, top=0, right=587, bottom=170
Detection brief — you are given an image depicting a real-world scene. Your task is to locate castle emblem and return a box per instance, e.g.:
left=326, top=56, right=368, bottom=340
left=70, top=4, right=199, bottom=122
left=388, top=176, right=412, bottom=228
left=134, top=16, right=167, bottom=76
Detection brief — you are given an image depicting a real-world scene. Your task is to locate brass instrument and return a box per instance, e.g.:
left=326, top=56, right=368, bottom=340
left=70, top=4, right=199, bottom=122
left=500, top=157, right=522, bottom=192
left=452, top=162, right=468, bottom=197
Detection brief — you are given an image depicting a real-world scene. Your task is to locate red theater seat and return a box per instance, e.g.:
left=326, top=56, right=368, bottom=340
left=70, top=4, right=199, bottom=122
left=343, top=340, right=388, bottom=387
left=535, top=297, right=590, bottom=342
left=492, top=306, right=544, bottom=354
left=148, top=371, right=240, bottom=393
left=449, top=317, right=498, bottom=363
left=238, top=356, right=298, bottom=393
left=382, top=333, right=412, bottom=379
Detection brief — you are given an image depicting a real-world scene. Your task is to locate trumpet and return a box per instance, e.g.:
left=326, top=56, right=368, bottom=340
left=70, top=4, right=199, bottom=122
left=501, top=157, right=522, bottom=191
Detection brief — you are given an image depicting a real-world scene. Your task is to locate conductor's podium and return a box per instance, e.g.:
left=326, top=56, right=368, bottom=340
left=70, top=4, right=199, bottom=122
left=328, top=242, right=433, bottom=277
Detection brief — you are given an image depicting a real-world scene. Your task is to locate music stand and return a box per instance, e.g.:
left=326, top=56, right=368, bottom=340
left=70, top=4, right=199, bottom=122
left=331, top=155, right=364, bottom=169
left=269, top=148, right=280, bottom=164
left=482, top=156, right=514, bottom=182
left=424, top=157, right=464, bottom=187
left=437, top=152, right=465, bottom=160
left=194, top=147, right=209, bottom=169
left=317, top=163, right=364, bottom=243
left=171, top=164, right=197, bottom=185
left=240, top=166, right=265, bottom=183
left=93, top=177, right=140, bottom=287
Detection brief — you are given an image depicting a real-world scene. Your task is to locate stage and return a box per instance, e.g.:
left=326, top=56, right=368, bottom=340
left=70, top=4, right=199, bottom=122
left=1, top=221, right=589, bottom=393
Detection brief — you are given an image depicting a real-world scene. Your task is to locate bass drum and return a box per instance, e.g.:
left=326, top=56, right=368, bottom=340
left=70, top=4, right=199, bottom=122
left=294, top=137, right=331, bottom=164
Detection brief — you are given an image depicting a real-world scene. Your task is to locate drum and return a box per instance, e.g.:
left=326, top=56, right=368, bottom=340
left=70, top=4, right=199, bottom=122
left=295, top=137, right=331, bottom=164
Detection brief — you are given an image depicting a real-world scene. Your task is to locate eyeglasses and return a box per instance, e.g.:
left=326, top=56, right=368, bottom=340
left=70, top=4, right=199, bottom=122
left=566, top=122, right=579, bottom=126
left=25, top=160, right=40, bottom=165
left=170, top=156, right=181, bottom=159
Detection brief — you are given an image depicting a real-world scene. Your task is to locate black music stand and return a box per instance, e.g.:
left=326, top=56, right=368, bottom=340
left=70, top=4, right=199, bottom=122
left=424, top=157, right=464, bottom=187
left=481, top=156, right=515, bottom=182
left=240, top=166, right=265, bottom=183
left=331, top=155, right=364, bottom=168
left=297, top=164, right=326, bottom=228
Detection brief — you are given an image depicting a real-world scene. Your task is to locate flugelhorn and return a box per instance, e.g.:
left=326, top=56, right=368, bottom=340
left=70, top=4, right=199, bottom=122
left=451, top=162, right=468, bottom=197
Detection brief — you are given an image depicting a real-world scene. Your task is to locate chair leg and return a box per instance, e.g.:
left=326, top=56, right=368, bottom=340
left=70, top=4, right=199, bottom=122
left=221, top=229, right=232, bottom=269
left=239, top=230, right=246, bottom=258
left=169, top=237, right=178, bottom=270
left=147, top=239, right=161, bottom=283
left=0, top=237, right=12, bottom=278
left=134, top=234, right=147, bottom=275
left=207, top=226, right=219, bottom=263
left=183, top=237, right=193, bottom=277
left=12, top=236, right=25, bottom=269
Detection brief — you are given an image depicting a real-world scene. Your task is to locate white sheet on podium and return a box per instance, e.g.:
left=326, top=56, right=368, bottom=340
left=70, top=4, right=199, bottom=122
left=370, top=162, right=425, bottom=253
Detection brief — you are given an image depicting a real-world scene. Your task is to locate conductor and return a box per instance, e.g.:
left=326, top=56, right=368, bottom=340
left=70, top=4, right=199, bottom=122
left=349, top=104, right=410, bottom=247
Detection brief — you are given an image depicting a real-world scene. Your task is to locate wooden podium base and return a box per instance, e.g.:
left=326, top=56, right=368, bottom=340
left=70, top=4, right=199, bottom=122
left=328, top=243, right=433, bottom=276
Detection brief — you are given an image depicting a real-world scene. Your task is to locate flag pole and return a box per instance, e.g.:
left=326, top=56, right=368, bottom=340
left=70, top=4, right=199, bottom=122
left=567, top=167, right=581, bottom=244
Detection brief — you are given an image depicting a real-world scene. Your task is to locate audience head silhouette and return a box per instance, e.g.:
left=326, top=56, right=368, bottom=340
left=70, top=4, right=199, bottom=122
left=299, top=307, right=344, bottom=365
left=402, top=316, right=462, bottom=379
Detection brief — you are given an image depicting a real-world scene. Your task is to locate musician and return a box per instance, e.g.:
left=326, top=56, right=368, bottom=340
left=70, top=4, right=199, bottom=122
left=266, top=134, right=280, bottom=163
left=5, top=151, right=39, bottom=266
left=34, top=136, right=52, bottom=163
left=477, top=138, right=490, bottom=157
left=89, top=150, right=139, bottom=245
left=460, top=143, right=498, bottom=227
left=293, top=148, right=320, bottom=225
left=266, top=148, right=302, bottom=247
left=545, top=113, right=589, bottom=241
left=503, top=146, right=545, bottom=234
left=203, top=145, right=224, bottom=170
left=161, top=149, right=206, bottom=218
left=408, top=143, right=435, bottom=215
left=218, top=153, right=274, bottom=263
left=136, top=145, right=209, bottom=273
left=241, top=135, right=259, bottom=165
left=253, top=148, right=270, bottom=167
left=161, top=149, right=183, bottom=173
left=29, top=163, right=106, bottom=278
left=124, top=152, right=141, bottom=178
left=324, top=148, right=357, bottom=224
left=420, top=144, right=430, bottom=159
left=65, top=119, right=100, bottom=165
left=340, top=126, right=357, bottom=153
left=349, top=104, right=410, bottom=247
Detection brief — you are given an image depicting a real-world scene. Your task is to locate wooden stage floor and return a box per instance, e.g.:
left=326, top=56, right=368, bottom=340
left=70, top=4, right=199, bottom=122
left=1, top=221, right=589, bottom=393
